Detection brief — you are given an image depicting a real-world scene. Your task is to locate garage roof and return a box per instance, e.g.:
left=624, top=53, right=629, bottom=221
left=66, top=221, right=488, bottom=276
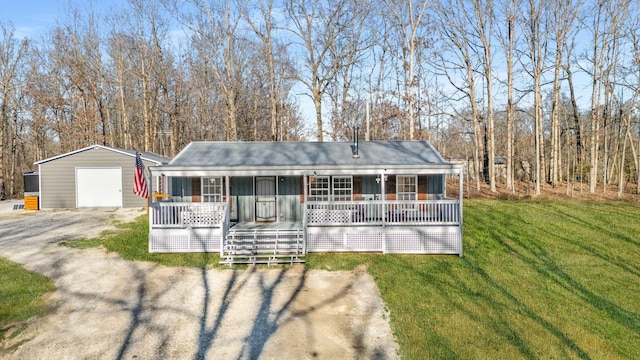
left=34, top=145, right=170, bottom=165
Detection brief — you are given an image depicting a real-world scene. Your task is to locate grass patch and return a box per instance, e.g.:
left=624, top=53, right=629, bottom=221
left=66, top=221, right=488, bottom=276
left=100, top=216, right=226, bottom=269
left=58, top=201, right=640, bottom=359
left=307, top=200, right=640, bottom=359
left=0, top=257, right=55, bottom=349
left=61, top=214, right=133, bottom=249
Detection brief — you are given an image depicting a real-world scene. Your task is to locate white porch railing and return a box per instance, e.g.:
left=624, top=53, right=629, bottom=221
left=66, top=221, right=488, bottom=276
left=306, top=199, right=460, bottom=226
left=150, top=202, right=228, bottom=228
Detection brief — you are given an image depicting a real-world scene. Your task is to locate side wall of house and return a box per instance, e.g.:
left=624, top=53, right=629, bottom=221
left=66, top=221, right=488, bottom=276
left=278, top=176, right=303, bottom=222
left=232, top=177, right=254, bottom=222
left=40, top=147, right=155, bottom=208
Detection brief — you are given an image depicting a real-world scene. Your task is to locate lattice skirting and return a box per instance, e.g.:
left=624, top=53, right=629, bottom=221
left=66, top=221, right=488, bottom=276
left=307, top=226, right=462, bottom=255
left=307, top=232, right=383, bottom=252
left=149, top=228, right=222, bottom=253
left=384, top=231, right=461, bottom=254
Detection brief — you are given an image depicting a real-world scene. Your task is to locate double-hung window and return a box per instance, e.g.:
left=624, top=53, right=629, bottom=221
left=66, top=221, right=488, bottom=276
left=202, top=177, right=223, bottom=202
left=332, top=176, right=352, bottom=201
left=308, top=176, right=330, bottom=201
left=308, top=176, right=353, bottom=201
left=396, top=175, right=417, bottom=201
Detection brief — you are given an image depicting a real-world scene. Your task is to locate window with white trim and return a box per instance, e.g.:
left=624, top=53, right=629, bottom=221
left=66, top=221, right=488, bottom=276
left=396, top=175, right=417, bottom=201
left=332, top=176, right=352, bottom=201
left=202, top=177, right=223, bottom=202
left=308, top=176, right=330, bottom=201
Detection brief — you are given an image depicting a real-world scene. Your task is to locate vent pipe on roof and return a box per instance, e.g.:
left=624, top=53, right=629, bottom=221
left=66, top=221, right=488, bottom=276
left=352, top=126, right=360, bottom=159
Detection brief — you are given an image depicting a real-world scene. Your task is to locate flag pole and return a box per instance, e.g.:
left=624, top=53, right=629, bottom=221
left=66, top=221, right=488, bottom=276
left=134, top=151, right=150, bottom=213
left=146, top=163, right=152, bottom=215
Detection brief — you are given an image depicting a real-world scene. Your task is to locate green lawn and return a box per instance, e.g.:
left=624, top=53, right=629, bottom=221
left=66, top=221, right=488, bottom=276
left=66, top=200, right=640, bottom=359
left=0, top=257, right=55, bottom=350
left=65, top=215, right=230, bottom=269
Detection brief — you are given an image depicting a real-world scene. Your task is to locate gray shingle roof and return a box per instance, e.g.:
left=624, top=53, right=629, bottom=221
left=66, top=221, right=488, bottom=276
left=34, top=145, right=170, bottom=165
left=168, top=141, right=447, bottom=168
left=116, top=148, right=171, bottom=164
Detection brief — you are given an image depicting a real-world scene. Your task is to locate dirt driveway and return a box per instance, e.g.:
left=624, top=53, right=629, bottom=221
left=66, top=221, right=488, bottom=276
left=0, top=202, right=398, bottom=359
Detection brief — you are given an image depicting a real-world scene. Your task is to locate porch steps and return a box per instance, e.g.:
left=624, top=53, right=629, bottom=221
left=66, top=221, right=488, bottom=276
left=219, top=228, right=305, bottom=266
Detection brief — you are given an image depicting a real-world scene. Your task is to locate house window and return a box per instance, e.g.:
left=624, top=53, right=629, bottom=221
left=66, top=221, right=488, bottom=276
left=308, top=176, right=330, bottom=201
left=332, top=176, right=352, bottom=201
left=202, top=177, right=223, bottom=202
left=396, top=175, right=417, bottom=201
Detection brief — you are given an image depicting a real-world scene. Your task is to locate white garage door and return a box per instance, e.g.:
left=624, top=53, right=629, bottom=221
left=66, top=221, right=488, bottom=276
left=76, top=168, right=123, bottom=207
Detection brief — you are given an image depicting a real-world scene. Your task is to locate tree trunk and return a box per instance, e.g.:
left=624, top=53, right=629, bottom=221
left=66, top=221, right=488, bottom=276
left=140, top=54, right=151, bottom=152
left=0, top=91, right=6, bottom=199
left=550, top=48, right=562, bottom=186
left=314, top=86, right=324, bottom=141
left=473, top=0, right=495, bottom=192
left=505, top=10, right=515, bottom=191
left=618, top=118, right=628, bottom=198
left=534, top=75, right=543, bottom=196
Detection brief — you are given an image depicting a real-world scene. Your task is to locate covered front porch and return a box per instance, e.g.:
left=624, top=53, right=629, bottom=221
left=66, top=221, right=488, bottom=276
left=148, top=172, right=463, bottom=259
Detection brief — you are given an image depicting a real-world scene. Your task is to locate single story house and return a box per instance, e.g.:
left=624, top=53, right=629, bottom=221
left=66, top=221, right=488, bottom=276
left=148, top=140, right=464, bottom=264
left=35, top=145, right=169, bottom=209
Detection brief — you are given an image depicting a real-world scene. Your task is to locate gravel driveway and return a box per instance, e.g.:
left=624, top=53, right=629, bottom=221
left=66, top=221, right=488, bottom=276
left=0, top=202, right=398, bottom=359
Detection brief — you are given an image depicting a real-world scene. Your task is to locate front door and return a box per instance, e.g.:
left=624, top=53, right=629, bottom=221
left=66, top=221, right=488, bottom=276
left=255, top=176, right=276, bottom=221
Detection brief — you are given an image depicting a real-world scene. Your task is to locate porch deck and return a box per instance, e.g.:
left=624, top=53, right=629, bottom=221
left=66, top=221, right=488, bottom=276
left=231, top=221, right=303, bottom=231
left=149, top=199, right=463, bottom=256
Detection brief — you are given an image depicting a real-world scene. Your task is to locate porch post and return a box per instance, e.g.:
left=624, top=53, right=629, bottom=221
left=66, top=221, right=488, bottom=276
left=380, top=171, right=387, bottom=254
left=303, top=174, right=308, bottom=254
left=380, top=171, right=386, bottom=225
left=147, top=168, right=154, bottom=252
left=225, top=175, right=230, bottom=206
left=458, top=168, right=464, bottom=257
left=146, top=168, right=153, bottom=214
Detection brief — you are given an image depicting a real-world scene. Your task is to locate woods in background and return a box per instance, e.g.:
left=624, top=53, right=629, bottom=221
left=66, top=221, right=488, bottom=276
left=1, top=0, right=640, bottom=199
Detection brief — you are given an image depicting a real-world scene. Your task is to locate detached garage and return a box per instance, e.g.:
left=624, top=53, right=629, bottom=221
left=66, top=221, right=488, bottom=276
left=35, top=145, right=169, bottom=209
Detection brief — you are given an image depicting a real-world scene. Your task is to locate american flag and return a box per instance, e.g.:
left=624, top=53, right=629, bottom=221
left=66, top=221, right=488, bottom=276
left=134, top=152, right=148, bottom=198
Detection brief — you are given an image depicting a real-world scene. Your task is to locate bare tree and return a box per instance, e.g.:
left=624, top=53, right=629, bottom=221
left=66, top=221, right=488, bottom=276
left=549, top=0, right=580, bottom=187
left=165, top=0, right=249, bottom=141
left=496, top=0, right=521, bottom=191
left=470, top=0, right=496, bottom=192
left=242, top=0, right=281, bottom=141
left=434, top=0, right=484, bottom=191
left=630, top=15, right=640, bottom=194
left=584, top=0, right=631, bottom=193
left=565, top=38, right=585, bottom=190
left=106, top=30, right=134, bottom=149
left=0, top=23, right=29, bottom=199
left=522, top=0, right=551, bottom=196
left=286, top=0, right=361, bottom=141
left=326, top=0, right=372, bottom=140
left=382, top=0, right=432, bottom=140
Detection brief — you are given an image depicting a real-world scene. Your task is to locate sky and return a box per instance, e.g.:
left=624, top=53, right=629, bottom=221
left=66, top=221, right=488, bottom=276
left=1, top=0, right=129, bottom=39
left=2, top=1, right=602, bottom=136
left=2, top=1, right=60, bottom=39
left=1, top=0, right=319, bottom=133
